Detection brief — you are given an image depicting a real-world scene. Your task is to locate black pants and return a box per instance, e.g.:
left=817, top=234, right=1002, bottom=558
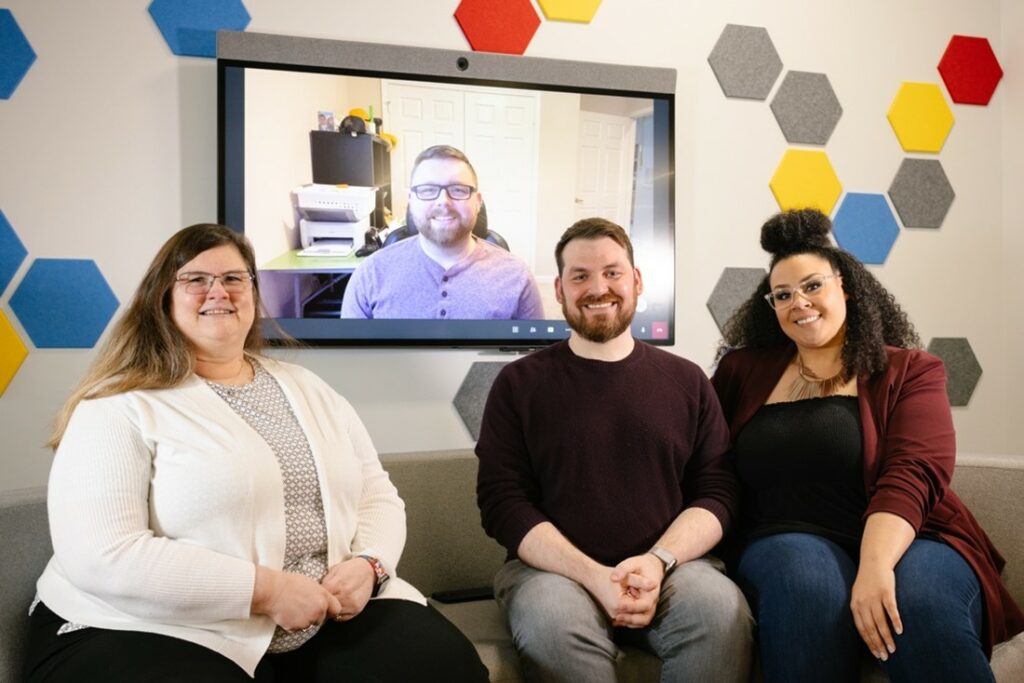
left=25, top=600, right=489, bottom=682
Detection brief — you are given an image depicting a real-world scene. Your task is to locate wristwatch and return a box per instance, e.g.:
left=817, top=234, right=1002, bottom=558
left=358, top=555, right=391, bottom=596
left=648, top=545, right=677, bottom=574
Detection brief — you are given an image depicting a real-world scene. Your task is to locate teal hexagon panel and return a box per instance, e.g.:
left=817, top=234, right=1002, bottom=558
left=0, top=211, right=28, bottom=294
left=10, top=259, right=119, bottom=348
left=833, top=193, right=900, bottom=264
left=0, top=9, right=37, bottom=99
left=148, top=0, right=251, bottom=58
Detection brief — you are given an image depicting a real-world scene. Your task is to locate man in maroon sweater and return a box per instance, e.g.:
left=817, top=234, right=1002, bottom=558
left=476, top=218, right=753, bottom=683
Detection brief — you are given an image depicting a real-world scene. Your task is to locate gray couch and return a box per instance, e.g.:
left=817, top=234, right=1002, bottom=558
left=3, top=451, right=1023, bottom=682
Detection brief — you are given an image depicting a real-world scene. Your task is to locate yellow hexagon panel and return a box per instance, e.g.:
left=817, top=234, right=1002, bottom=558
left=537, top=0, right=602, bottom=23
left=770, top=149, right=842, bottom=214
left=887, top=82, right=954, bottom=153
left=0, top=309, right=28, bottom=395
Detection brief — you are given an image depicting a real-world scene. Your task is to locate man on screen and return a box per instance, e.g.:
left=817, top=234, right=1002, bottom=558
left=475, top=218, right=753, bottom=682
left=340, top=145, right=543, bottom=320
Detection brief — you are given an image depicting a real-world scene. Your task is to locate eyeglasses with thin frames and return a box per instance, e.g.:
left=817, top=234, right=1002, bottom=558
left=763, top=274, right=840, bottom=310
left=175, top=271, right=254, bottom=295
left=410, top=184, right=476, bottom=201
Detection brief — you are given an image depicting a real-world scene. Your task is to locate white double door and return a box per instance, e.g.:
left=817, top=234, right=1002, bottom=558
left=383, top=80, right=538, bottom=269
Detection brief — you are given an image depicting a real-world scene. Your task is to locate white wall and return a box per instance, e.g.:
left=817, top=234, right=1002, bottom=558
left=1001, top=0, right=1024, bottom=450
left=1, top=0, right=1019, bottom=493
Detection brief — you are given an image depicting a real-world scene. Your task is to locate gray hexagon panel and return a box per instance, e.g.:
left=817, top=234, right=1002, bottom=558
left=708, top=24, right=783, bottom=100
left=707, top=267, right=767, bottom=333
left=888, top=159, right=955, bottom=229
left=454, top=361, right=507, bottom=440
left=770, top=71, right=842, bottom=145
left=927, top=337, right=982, bottom=407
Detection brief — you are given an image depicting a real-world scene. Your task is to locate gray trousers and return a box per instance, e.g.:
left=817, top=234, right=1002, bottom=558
left=494, top=557, right=753, bottom=683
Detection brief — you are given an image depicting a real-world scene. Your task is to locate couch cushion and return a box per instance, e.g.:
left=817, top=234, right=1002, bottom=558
left=381, top=450, right=506, bottom=595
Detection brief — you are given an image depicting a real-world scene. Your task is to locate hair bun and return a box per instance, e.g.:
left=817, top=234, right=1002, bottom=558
left=760, top=209, right=833, bottom=256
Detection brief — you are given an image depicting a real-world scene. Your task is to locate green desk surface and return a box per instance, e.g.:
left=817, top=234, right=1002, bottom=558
left=262, top=249, right=365, bottom=272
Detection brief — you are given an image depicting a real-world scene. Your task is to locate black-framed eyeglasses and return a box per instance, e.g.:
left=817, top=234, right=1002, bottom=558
left=763, top=274, right=840, bottom=310
left=175, top=271, right=254, bottom=295
left=410, top=184, right=476, bottom=201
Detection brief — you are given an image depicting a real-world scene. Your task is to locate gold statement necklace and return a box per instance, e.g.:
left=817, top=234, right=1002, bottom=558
left=788, top=354, right=846, bottom=401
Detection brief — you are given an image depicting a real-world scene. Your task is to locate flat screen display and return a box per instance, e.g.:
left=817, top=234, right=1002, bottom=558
left=218, top=32, right=675, bottom=347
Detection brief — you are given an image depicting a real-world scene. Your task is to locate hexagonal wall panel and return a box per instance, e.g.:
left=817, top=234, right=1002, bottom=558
left=938, top=35, right=1003, bottom=105
left=888, top=159, right=954, bottom=229
left=927, top=337, right=981, bottom=407
left=770, top=71, right=842, bottom=145
left=453, top=362, right=507, bottom=440
left=708, top=24, right=783, bottom=100
left=0, top=310, right=28, bottom=396
left=148, top=0, right=251, bottom=58
left=537, top=0, right=602, bottom=23
left=455, top=0, right=540, bottom=55
left=0, top=9, right=37, bottom=99
left=887, top=82, right=954, bottom=153
left=10, top=259, right=119, bottom=348
left=769, top=149, right=842, bottom=214
left=707, top=268, right=767, bottom=334
left=0, top=211, right=28, bottom=295
left=833, top=193, right=900, bottom=265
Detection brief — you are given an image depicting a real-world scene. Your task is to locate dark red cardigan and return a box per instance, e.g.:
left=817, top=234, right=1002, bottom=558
left=711, top=344, right=1024, bottom=655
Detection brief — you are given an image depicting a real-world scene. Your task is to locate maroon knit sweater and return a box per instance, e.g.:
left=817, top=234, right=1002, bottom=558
left=476, top=340, right=738, bottom=566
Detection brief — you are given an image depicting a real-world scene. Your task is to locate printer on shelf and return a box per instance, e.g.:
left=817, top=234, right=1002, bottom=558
left=292, top=184, right=378, bottom=256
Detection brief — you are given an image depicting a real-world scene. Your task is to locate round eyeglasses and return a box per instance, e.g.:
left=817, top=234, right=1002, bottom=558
left=175, top=271, right=254, bottom=295
left=764, top=274, right=840, bottom=310
left=410, top=184, right=476, bottom=201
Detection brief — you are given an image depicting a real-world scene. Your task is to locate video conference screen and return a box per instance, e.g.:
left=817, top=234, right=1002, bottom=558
left=219, top=35, right=675, bottom=347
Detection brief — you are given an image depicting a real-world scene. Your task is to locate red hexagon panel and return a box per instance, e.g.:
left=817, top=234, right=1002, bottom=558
left=455, top=0, right=541, bottom=55
left=938, top=35, right=1003, bottom=105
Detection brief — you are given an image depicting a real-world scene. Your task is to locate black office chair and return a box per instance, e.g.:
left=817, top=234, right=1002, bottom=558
left=382, top=202, right=510, bottom=251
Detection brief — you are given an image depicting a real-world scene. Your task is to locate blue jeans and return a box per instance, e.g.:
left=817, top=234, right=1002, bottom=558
left=736, top=533, right=994, bottom=683
left=495, top=557, right=754, bottom=683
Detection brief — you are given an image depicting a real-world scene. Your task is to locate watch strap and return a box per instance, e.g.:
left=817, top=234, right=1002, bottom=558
left=648, top=545, right=677, bottom=574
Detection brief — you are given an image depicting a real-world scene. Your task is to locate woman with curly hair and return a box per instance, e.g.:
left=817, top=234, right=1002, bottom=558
left=711, top=209, right=1023, bottom=683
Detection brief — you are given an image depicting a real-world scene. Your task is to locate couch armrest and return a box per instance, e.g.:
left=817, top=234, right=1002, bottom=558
left=0, top=486, right=50, bottom=683
left=951, top=453, right=1024, bottom=606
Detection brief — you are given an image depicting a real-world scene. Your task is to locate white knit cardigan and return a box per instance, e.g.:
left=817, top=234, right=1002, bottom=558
left=36, top=357, right=424, bottom=676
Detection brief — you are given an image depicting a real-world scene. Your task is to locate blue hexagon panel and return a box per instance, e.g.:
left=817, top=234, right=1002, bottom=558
left=0, top=211, right=28, bottom=295
left=0, top=9, right=37, bottom=99
left=10, top=259, right=119, bottom=348
left=148, top=0, right=251, bottom=58
left=833, top=193, right=900, bottom=265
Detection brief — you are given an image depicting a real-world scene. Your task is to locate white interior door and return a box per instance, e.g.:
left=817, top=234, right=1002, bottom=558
left=575, top=111, right=637, bottom=229
left=464, top=90, right=538, bottom=269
